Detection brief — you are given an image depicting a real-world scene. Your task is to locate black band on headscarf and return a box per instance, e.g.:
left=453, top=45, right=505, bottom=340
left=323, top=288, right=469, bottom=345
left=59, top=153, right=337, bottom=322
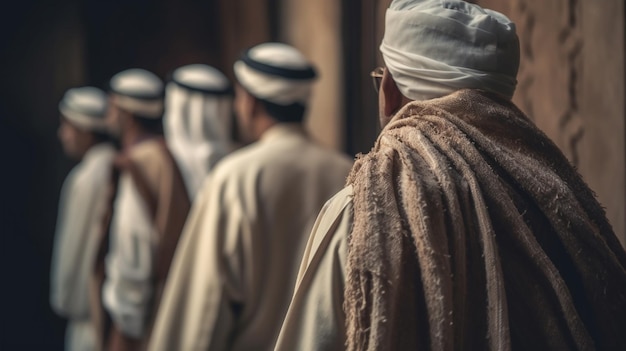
left=241, top=49, right=317, bottom=80
left=107, top=82, right=165, bottom=101
left=168, top=74, right=234, bottom=96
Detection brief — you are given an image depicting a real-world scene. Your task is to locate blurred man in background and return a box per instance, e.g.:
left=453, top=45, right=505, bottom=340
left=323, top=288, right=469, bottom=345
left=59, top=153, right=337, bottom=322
left=51, top=86, right=117, bottom=351
left=275, top=1, right=626, bottom=350
left=163, top=64, right=234, bottom=200
left=98, top=68, right=190, bottom=350
left=148, top=43, right=353, bottom=351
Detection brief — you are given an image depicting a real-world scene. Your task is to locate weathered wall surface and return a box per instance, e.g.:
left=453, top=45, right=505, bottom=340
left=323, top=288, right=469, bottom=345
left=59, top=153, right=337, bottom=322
left=345, top=0, right=624, bottom=244
left=477, top=0, right=625, bottom=245
left=280, top=0, right=344, bottom=150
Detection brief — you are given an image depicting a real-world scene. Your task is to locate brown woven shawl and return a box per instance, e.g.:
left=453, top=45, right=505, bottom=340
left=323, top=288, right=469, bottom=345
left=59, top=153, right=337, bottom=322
left=345, top=89, right=626, bottom=351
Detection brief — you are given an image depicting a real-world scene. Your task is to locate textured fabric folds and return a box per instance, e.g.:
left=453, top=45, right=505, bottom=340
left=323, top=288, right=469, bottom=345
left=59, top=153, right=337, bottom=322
left=345, top=89, right=626, bottom=351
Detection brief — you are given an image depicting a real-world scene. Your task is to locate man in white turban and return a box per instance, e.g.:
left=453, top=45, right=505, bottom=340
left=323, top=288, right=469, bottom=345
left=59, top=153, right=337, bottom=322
left=51, top=86, right=116, bottom=351
left=97, top=68, right=190, bottom=350
left=163, top=64, right=234, bottom=199
left=275, top=1, right=626, bottom=350
left=148, top=43, right=353, bottom=351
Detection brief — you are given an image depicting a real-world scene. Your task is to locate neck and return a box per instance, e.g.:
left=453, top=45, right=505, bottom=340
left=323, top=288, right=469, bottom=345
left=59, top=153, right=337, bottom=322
left=253, top=112, right=278, bottom=140
left=121, top=125, right=155, bottom=149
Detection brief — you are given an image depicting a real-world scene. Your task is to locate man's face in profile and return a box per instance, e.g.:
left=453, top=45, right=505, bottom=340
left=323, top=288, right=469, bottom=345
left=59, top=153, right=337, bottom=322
left=57, top=117, right=94, bottom=160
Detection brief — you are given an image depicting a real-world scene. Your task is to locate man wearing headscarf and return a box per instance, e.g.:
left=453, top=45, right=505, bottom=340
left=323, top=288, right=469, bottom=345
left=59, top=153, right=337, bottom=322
left=51, top=87, right=117, bottom=351
left=147, top=43, right=353, bottom=351
left=163, top=64, right=234, bottom=199
left=275, top=1, right=626, bottom=350
left=98, top=69, right=190, bottom=350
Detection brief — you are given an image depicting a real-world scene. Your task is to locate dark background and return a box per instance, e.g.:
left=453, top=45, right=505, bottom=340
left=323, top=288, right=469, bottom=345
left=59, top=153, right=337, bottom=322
left=1, top=1, right=225, bottom=348
left=0, top=0, right=380, bottom=348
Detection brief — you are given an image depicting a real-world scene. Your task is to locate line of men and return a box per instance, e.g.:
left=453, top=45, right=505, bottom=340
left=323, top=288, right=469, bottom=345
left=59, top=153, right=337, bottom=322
left=51, top=43, right=353, bottom=351
left=51, top=1, right=626, bottom=350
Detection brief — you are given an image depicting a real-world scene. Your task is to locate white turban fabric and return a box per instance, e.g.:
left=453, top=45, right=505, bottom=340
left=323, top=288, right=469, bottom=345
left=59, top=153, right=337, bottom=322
left=233, top=42, right=317, bottom=106
left=59, top=86, right=109, bottom=132
left=380, top=0, right=520, bottom=101
left=164, top=64, right=233, bottom=199
left=109, top=68, right=165, bottom=118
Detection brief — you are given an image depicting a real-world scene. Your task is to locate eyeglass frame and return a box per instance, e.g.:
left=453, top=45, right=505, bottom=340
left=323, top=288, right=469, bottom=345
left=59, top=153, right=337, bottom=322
left=370, top=67, right=384, bottom=93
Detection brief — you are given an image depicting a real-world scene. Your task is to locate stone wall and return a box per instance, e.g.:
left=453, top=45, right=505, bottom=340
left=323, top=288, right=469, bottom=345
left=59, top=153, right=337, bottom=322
left=279, top=0, right=344, bottom=150
left=476, top=0, right=626, bottom=245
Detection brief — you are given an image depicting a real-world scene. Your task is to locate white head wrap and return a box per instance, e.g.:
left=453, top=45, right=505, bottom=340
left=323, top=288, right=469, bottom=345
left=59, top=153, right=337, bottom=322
left=109, top=68, right=164, bottom=118
left=59, top=86, right=109, bottom=132
left=380, top=0, right=520, bottom=101
left=233, top=42, right=317, bottom=106
left=164, top=64, right=233, bottom=198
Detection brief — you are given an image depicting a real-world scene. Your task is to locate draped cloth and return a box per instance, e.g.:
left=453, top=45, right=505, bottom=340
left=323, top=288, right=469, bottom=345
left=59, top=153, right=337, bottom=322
left=91, top=138, right=191, bottom=350
left=344, top=89, right=626, bottom=351
left=51, top=143, right=116, bottom=351
left=164, top=81, right=232, bottom=199
left=147, top=124, right=352, bottom=351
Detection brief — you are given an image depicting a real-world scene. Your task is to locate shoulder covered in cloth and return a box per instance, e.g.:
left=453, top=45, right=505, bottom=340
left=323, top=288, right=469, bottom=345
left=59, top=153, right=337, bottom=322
left=345, top=89, right=626, bottom=351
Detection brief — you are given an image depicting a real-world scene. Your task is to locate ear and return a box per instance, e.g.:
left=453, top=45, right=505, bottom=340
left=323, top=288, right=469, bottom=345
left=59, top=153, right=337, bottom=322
left=381, top=68, right=403, bottom=118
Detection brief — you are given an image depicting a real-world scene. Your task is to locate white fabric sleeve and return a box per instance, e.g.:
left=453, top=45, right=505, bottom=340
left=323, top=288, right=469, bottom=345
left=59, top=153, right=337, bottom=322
left=147, top=175, right=249, bottom=351
left=103, top=173, right=156, bottom=338
left=50, top=169, right=99, bottom=319
left=274, top=187, right=353, bottom=351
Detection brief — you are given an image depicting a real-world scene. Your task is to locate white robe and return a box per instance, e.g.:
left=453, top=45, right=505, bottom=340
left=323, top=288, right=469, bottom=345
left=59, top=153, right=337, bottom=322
left=274, top=186, right=353, bottom=351
left=100, top=137, right=190, bottom=344
left=50, top=143, right=116, bottom=351
left=102, top=168, right=156, bottom=338
left=148, top=123, right=353, bottom=351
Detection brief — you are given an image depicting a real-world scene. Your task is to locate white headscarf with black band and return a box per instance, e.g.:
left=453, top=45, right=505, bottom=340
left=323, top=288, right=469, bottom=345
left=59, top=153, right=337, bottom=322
left=233, top=42, right=317, bottom=111
left=59, top=86, right=110, bottom=132
left=380, top=0, right=520, bottom=101
left=109, top=68, right=165, bottom=118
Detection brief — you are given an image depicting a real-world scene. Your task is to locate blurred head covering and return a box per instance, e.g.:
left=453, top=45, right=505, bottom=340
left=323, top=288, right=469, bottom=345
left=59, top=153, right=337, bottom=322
left=380, top=0, right=520, bottom=101
left=109, top=68, right=164, bottom=118
left=164, top=64, right=233, bottom=198
left=59, top=86, right=109, bottom=132
left=233, top=42, right=317, bottom=107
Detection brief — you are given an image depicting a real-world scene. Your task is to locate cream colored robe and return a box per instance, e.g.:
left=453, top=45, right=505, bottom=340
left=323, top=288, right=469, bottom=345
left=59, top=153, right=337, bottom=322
left=148, top=123, right=352, bottom=351
left=274, top=186, right=352, bottom=351
left=102, top=137, right=190, bottom=345
left=50, top=143, right=116, bottom=351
